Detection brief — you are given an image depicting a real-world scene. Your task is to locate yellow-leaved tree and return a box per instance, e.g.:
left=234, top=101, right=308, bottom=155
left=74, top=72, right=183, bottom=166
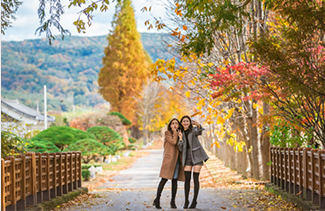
left=98, top=0, right=149, bottom=122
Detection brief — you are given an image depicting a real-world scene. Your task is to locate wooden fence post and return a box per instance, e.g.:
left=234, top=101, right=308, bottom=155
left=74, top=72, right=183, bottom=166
left=280, top=148, right=285, bottom=190
left=284, top=147, right=289, bottom=192
left=1, top=159, right=5, bottom=211
left=63, top=152, right=68, bottom=194
left=42, top=153, right=50, bottom=202
left=78, top=152, right=82, bottom=188
left=16, top=155, right=26, bottom=210
left=56, top=152, right=63, bottom=196
left=274, top=147, right=277, bottom=186
left=36, top=153, right=43, bottom=204
left=312, top=149, right=318, bottom=206
left=289, top=148, right=294, bottom=194
left=73, top=152, right=77, bottom=190
left=302, top=148, right=308, bottom=200
left=68, top=152, right=73, bottom=192
left=298, top=148, right=304, bottom=198
left=294, top=147, right=298, bottom=196
left=276, top=147, right=280, bottom=187
left=317, top=150, right=325, bottom=209
left=7, top=157, right=16, bottom=211
left=50, top=153, right=57, bottom=199
left=319, top=150, right=325, bottom=209
left=26, top=153, right=37, bottom=206
left=305, top=148, right=312, bottom=201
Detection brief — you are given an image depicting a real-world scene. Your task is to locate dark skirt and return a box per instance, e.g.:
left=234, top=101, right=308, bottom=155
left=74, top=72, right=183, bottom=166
left=173, top=159, right=180, bottom=179
left=185, top=149, right=203, bottom=166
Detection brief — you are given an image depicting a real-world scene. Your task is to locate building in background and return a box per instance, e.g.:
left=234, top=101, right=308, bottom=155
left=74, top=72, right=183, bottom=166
left=1, top=98, right=55, bottom=137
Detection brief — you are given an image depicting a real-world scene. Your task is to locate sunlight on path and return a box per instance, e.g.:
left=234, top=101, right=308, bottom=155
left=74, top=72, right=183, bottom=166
left=98, top=149, right=163, bottom=189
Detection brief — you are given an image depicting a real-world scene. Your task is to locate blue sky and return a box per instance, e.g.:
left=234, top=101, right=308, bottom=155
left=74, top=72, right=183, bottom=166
left=1, top=0, right=167, bottom=41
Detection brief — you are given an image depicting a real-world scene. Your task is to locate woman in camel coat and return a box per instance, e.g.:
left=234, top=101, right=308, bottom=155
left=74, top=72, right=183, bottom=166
left=153, top=118, right=185, bottom=209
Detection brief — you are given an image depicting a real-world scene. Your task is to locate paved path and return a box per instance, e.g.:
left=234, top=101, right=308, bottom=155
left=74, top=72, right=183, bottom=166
left=60, top=149, right=253, bottom=211
left=98, top=149, right=163, bottom=189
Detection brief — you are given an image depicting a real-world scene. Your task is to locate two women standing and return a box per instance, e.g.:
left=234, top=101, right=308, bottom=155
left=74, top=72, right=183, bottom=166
left=153, top=116, right=209, bottom=209
left=153, top=118, right=184, bottom=209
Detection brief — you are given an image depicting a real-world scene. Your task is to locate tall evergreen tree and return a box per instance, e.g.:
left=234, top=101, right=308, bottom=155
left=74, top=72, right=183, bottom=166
left=98, top=0, right=149, bottom=122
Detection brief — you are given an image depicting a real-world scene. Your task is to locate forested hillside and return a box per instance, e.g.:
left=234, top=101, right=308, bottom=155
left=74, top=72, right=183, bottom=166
left=1, top=33, right=172, bottom=111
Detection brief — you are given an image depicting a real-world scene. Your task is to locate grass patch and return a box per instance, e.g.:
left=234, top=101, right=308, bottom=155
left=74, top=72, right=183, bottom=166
left=103, top=158, right=132, bottom=170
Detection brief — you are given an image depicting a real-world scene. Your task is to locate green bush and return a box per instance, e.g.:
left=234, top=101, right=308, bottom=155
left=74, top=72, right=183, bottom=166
left=267, top=119, right=313, bottom=148
left=127, top=143, right=137, bottom=151
left=128, top=137, right=137, bottom=143
left=87, top=126, right=122, bottom=145
left=63, top=139, right=111, bottom=163
left=108, top=112, right=131, bottom=125
left=81, top=170, right=90, bottom=181
left=81, top=164, right=102, bottom=169
left=31, top=126, right=96, bottom=150
left=27, top=139, right=60, bottom=153
left=87, top=126, right=125, bottom=155
left=109, top=141, right=126, bottom=155
left=1, top=131, right=26, bottom=158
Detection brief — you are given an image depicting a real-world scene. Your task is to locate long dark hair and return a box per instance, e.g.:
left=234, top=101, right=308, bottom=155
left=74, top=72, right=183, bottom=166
left=167, top=118, right=182, bottom=133
left=180, top=115, right=193, bottom=131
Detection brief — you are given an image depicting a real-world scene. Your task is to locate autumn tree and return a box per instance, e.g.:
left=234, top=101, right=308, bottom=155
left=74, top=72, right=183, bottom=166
left=149, top=0, right=271, bottom=180
left=136, top=79, right=187, bottom=145
left=98, top=0, right=149, bottom=122
left=251, top=0, right=325, bottom=146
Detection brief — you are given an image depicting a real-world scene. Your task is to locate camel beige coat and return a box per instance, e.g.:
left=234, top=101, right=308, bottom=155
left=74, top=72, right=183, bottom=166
left=159, top=130, right=185, bottom=181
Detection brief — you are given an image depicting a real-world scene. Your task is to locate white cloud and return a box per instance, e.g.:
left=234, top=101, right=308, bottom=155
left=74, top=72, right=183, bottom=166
left=1, top=0, right=168, bottom=42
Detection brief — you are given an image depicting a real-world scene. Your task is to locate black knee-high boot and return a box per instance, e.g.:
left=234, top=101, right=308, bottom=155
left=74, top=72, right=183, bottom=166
left=184, top=171, right=191, bottom=209
left=153, top=178, right=168, bottom=209
left=170, top=179, right=177, bottom=208
left=190, top=172, right=200, bottom=209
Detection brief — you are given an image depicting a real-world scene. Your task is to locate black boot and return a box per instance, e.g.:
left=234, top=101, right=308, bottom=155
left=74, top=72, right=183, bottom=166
left=170, top=200, right=177, bottom=209
left=153, top=198, right=162, bottom=209
left=184, top=171, right=191, bottom=208
left=153, top=178, right=167, bottom=209
left=170, top=179, right=177, bottom=208
left=189, top=201, right=197, bottom=209
left=189, top=172, right=200, bottom=209
left=183, top=199, right=189, bottom=209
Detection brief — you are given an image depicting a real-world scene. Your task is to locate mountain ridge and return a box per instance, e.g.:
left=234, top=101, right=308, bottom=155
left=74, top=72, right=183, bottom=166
left=1, top=33, right=172, bottom=112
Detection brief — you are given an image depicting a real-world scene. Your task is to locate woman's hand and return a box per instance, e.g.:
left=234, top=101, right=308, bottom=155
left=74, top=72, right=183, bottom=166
left=178, top=131, right=182, bottom=140
left=192, top=120, right=200, bottom=128
left=172, top=127, right=177, bottom=134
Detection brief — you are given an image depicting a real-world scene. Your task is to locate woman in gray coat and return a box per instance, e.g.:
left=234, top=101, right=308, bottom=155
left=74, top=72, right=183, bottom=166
left=178, top=115, right=209, bottom=209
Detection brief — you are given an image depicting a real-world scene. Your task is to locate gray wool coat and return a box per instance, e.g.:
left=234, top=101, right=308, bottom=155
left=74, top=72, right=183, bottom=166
left=178, top=126, right=209, bottom=166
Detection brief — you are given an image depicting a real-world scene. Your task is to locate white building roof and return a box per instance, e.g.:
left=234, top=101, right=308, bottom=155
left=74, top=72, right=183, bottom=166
left=1, top=98, right=55, bottom=124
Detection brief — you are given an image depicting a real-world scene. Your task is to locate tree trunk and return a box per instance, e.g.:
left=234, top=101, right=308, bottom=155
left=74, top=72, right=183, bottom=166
left=261, top=101, right=270, bottom=180
left=251, top=100, right=260, bottom=180
left=242, top=145, right=248, bottom=178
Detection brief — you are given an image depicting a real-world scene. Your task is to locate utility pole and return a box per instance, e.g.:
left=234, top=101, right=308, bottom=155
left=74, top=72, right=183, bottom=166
left=44, top=85, right=47, bottom=130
